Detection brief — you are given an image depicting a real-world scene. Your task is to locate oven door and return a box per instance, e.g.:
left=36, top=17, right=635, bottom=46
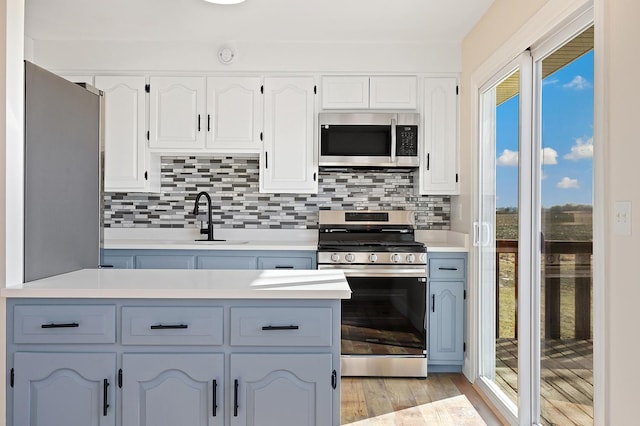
left=319, top=264, right=428, bottom=377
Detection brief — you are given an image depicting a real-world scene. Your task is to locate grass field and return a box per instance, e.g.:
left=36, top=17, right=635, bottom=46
left=495, top=206, right=592, bottom=339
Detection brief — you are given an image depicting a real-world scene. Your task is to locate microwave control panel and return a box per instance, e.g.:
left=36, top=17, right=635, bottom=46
left=396, top=125, right=418, bottom=156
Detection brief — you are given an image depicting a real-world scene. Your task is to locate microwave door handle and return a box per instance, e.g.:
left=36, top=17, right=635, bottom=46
left=390, top=117, right=397, bottom=163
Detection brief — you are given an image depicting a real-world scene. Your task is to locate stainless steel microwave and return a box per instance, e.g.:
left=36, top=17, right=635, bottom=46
left=319, top=113, right=420, bottom=168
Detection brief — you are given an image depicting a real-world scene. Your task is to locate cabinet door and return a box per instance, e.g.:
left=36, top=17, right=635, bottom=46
left=321, top=76, right=369, bottom=109
left=418, top=77, right=459, bottom=194
left=369, top=76, right=417, bottom=109
left=122, top=353, right=224, bottom=426
left=230, top=353, right=333, bottom=426
left=13, top=352, right=116, bottom=426
left=95, top=76, right=148, bottom=192
left=135, top=254, right=195, bottom=269
left=149, top=76, right=206, bottom=150
left=206, top=77, right=262, bottom=152
left=197, top=255, right=258, bottom=269
left=261, top=77, right=317, bottom=194
left=429, top=280, right=465, bottom=362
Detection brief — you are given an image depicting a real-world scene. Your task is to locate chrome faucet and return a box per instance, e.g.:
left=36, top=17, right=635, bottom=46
left=192, top=191, right=224, bottom=241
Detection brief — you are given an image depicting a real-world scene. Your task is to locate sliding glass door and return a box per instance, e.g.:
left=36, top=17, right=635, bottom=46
left=476, top=22, right=594, bottom=426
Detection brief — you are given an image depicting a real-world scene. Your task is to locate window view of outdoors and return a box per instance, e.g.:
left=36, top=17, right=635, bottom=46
left=495, top=27, right=594, bottom=425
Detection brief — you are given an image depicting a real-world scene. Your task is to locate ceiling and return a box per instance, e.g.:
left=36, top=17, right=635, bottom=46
left=25, top=0, right=495, bottom=44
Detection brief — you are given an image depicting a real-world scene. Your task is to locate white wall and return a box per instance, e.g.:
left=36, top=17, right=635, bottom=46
left=31, top=39, right=461, bottom=74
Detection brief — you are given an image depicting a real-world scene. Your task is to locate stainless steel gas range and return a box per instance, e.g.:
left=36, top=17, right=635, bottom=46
left=317, top=210, right=427, bottom=377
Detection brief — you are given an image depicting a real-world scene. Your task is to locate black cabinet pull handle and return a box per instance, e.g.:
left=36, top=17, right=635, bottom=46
left=438, top=267, right=458, bottom=271
left=150, top=324, right=188, bottom=330
left=274, top=266, right=294, bottom=269
left=103, top=379, right=110, bottom=416
left=41, top=322, right=79, bottom=329
left=432, top=295, right=435, bottom=313
left=197, top=114, right=201, bottom=131
left=265, top=151, right=268, bottom=168
left=261, top=325, right=299, bottom=331
left=207, top=114, right=211, bottom=132
left=234, top=379, right=239, bottom=417
left=212, top=379, right=217, bottom=417
left=331, top=370, right=337, bottom=389
left=426, top=153, right=430, bottom=170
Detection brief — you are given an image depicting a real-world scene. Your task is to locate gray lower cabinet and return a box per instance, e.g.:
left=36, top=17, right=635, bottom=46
left=7, top=298, right=340, bottom=425
left=427, top=252, right=466, bottom=372
left=13, top=352, right=116, bottom=426
left=230, top=353, right=333, bottom=426
left=102, top=249, right=316, bottom=270
left=122, top=353, right=224, bottom=426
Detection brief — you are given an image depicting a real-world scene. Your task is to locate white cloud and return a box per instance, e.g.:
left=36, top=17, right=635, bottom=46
left=563, top=75, right=591, bottom=90
left=564, top=137, right=593, bottom=160
left=497, top=149, right=518, bottom=166
left=557, top=177, right=579, bottom=189
left=542, top=147, right=558, bottom=165
left=543, top=78, right=559, bottom=86
left=497, top=147, right=557, bottom=167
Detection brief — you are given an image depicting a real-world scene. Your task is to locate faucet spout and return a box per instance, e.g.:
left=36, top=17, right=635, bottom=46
left=193, top=191, right=224, bottom=242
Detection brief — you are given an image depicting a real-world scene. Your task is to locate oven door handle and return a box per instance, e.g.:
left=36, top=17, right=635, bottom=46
left=318, top=265, right=426, bottom=278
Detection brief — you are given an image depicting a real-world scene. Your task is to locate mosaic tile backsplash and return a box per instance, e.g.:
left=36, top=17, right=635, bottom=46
left=104, top=156, right=450, bottom=230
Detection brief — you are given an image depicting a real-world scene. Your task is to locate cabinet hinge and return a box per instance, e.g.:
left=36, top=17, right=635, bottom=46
left=144, top=171, right=148, bottom=181
left=261, top=85, right=264, bottom=94
left=146, top=130, right=150, bottom=141
left=456, top=173, right=459, bottom=183
left=456, top=85, right=459, bottom=95
left=331, top=370, right=337, bottom=389
left=118, top=369, right=123, bottom=388
left=314, top=85, right=317, bottom=95
left=145, top=84, right=150, bottom=93
left=10, top=368, right=14, bottom=388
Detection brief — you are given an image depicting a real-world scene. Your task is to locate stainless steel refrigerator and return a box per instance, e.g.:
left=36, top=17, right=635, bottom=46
left=24, top=61, right=104, bottom=282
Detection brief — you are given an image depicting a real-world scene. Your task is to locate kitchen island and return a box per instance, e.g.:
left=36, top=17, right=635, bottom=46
left=2, top=268, right=350, bottom=426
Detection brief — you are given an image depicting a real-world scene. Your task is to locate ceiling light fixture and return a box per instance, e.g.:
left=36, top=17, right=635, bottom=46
left=203, top=0, right=245, bottom=4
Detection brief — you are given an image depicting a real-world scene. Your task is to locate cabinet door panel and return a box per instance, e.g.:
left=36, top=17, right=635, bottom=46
left=429, top=281, right=464, bottom=362
left=370, top=76, right=417, bottom=109
left=95, top=76, right=147, bottom=191
left=261, top=77, right=317, bottom=193
left=206, top=77, right=262, bottom=152
left=135, top=254, right=195, bottom=269
left=197, top=255, right=257, bottom=270
left=230, top=353, right=332, bottom=426
left=419, top=77, right=458, bottom=194
left=122, top=353, right=224, bottom=426
left=149, top=76, right=206, bottom=149
left=13, top=352, right=116, bottom=426
left=321, top=76, right=369, bottom=109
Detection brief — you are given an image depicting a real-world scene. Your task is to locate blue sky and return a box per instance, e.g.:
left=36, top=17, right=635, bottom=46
left=495, top=50, right=594, bottom=208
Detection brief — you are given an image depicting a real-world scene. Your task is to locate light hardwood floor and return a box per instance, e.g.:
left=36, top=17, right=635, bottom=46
left=341, top=374, right=505, bottom=425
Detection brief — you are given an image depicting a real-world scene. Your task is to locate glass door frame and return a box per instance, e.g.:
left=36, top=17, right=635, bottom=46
left=473, top=9, right=595, bottom=425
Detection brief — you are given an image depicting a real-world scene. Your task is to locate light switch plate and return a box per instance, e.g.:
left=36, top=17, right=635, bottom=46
left=614, top=201, right=632, bottom=236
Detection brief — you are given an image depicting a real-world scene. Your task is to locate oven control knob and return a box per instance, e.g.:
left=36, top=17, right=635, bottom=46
left=406, top=254, right=416, bottom=263
left=330, top=253, right=340, bottom=262
left=391, top=253, right=401, bottom=263
left=368, top=253, right=378, bottom=262
left=345, top=253, right=355, bottom=262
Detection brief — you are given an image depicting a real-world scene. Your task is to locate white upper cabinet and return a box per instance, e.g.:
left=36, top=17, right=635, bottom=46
left=369, top=76, right=417, bottom=109
left=206, top=77, right=262, bottom=153
left=321, top=75, right=417, bottom=110
left=261, top=77, right=317, bottom=194
left=95, top=75, right=158, bottom=192
left=417, top=77, right=459, bottom=195
left=321, top=76, right=369, bottom=109
left=60, top=75, right=94, bottom=85
left=149, top=76, right=206, bottom=150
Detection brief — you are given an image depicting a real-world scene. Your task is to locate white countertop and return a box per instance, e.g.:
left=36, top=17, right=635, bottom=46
left=1, top=268, right=352, bottom=300
left=104, top=228, right=468, bottom=252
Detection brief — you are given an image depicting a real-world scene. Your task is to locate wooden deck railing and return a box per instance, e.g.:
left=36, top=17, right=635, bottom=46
left=496, top=239, right=593, bottom=339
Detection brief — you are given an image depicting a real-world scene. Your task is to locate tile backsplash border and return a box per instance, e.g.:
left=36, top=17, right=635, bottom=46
left=104, top=156, right=450, bottom=230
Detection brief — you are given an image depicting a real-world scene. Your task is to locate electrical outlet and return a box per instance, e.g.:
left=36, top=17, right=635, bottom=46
left=614, top=201, right=632, bottom=236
